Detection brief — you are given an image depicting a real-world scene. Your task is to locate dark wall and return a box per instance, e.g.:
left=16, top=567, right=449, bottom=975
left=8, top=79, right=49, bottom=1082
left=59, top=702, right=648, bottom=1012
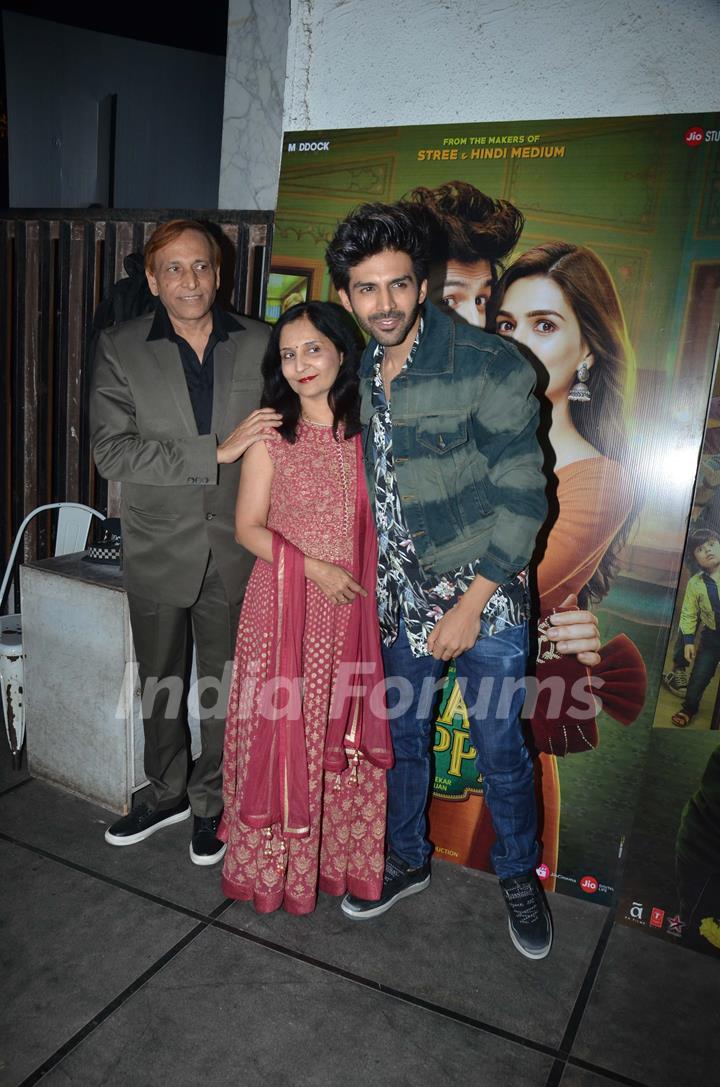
left=0, top=15, right=9, bottom=205
left=2, top=12, right=225, bottom=208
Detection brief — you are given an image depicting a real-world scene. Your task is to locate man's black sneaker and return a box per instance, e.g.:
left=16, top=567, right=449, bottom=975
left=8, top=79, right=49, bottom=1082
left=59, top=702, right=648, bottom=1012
left=499, top=871, right=553, bottom=960
left=189, top=814, right=227, bottom=866
left=340, top=855, right=430, bottom=919
left=104, top=799, right=191, bottom=846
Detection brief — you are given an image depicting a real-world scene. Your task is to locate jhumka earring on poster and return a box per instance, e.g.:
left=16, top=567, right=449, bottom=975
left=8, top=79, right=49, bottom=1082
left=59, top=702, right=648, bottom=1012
left=568, top=359, right=591, bottom=402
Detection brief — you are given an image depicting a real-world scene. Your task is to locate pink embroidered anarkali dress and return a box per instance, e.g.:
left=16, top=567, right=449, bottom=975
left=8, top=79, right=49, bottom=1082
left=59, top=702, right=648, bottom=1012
left=219, top=421, right=389, bottom=914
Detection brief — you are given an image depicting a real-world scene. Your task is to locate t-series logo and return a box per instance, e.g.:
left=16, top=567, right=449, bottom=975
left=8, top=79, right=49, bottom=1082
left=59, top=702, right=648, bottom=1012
left=286, top=141, right=331, bottom=152
left=685, top=126, right=720, bottom=146
left=649, top=907, right=665, bottom=928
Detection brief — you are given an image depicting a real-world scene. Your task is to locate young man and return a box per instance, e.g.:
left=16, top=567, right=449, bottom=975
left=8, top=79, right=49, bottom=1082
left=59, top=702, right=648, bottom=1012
left=326, top=202, right=552, bottom=959
left=91, top=220, right=279, bottom=864
left=671, top=528, right=720, bottom=728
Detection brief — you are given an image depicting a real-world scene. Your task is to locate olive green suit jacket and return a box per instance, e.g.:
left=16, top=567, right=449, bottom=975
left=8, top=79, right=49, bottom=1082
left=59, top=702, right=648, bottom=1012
left=90, top=310, right=270, bottom=607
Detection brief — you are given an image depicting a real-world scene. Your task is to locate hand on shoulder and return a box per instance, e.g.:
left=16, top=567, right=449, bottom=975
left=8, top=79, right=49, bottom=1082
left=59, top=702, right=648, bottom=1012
left=217, top=408, right=282, bottom=464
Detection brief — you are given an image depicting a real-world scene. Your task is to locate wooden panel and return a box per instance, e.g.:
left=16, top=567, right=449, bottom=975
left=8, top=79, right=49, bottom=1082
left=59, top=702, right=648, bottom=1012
left=22, top=221, right=39, bottom=561
left=64, top=222, right=86, bottom=503
left=0, top=222, right=13, bottom=560
left=114, top=220, right=135, bottom=281
left=35, top=220, right=54, bottom=557
left=249, top=222, right=270, bottom=317
left=0, top=211, right=272, bottom=588
left=82, top=222, right=103, bottom=510
left=54, top=222, right=72, bottom=513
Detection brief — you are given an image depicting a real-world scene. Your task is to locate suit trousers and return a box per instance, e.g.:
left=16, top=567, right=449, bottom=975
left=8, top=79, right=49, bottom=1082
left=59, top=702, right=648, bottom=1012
left=127, top=555, right=240, bottom=816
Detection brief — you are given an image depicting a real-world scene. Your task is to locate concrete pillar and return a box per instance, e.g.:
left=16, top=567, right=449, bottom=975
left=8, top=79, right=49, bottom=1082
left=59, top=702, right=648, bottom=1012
left=218, top=0, right=291, bottom=209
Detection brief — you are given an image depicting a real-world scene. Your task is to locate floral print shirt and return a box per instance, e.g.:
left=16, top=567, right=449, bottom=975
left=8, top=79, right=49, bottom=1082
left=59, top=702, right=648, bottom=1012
left=370, top=321, right=529, bottom=658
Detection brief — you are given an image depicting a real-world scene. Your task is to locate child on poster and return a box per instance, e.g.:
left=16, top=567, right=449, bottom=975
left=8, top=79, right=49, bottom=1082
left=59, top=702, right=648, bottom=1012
left=672, top=528, right=720, bottom=729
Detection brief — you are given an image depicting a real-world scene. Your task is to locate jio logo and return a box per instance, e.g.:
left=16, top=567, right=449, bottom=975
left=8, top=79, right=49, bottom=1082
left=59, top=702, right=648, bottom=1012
left=685, top=127, right=704, bottom=146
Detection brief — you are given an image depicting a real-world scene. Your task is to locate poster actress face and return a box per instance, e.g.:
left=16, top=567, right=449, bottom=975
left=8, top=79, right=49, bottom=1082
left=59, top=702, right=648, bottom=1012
left=494, top=275, right=593, bottom=403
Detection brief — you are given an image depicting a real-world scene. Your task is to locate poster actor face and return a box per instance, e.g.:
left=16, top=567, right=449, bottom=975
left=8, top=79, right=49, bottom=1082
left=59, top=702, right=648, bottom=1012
left=407, top=181, right=524, bottom=330
left=432, top=257, right=493, bottom=327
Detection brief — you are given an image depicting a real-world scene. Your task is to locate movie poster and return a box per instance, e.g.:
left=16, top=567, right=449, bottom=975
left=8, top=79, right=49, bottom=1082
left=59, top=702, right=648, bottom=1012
left=268, top=113, right=720, bottom=922
left=619, top=353, right=720, bottom=957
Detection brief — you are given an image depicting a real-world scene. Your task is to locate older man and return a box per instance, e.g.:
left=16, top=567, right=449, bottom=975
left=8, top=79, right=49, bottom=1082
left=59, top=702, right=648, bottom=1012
left=90, top=219, right=278, bottom=864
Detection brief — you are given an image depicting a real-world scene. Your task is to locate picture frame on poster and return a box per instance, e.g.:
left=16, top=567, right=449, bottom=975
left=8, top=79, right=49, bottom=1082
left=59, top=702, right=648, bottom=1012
left=265, top=258, right=325, bottom=323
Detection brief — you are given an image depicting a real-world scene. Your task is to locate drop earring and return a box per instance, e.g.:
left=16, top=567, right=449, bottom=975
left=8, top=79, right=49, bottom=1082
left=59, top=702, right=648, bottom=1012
left=568, top=359, right=591, bottom=402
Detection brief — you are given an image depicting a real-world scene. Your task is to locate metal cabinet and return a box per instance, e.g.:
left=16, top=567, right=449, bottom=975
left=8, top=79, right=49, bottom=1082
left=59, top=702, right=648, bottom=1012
left=21, top=555, right=201, bottom=813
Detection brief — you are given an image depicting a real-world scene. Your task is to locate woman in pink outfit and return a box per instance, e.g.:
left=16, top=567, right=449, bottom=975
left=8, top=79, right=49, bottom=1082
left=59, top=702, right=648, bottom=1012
left=219, top=302, right=392, bottom=915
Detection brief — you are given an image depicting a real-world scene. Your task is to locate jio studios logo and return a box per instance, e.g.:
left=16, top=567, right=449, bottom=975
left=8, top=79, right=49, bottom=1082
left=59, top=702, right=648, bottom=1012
left=685, top=126, right=720, bottom=146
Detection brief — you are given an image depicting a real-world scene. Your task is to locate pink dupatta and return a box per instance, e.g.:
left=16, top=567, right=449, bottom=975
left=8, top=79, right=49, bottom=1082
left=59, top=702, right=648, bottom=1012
left=239, top=434, right=392, bottom=838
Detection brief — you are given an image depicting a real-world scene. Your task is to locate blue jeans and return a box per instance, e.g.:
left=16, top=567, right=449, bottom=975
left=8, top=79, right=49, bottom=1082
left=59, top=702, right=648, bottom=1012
left=381, top=619, right=538, bottom=879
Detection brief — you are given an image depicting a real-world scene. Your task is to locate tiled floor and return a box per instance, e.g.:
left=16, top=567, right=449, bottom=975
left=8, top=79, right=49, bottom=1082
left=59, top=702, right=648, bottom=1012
left=1, top=737, right=719, bottom=1087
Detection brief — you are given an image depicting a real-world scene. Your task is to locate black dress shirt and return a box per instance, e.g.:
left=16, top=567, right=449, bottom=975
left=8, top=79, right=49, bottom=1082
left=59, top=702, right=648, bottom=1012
left=147, top=301, right=242, bottom=435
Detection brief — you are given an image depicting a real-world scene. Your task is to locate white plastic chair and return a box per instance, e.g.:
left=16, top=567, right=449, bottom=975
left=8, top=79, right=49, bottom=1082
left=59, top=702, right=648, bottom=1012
left=0, top=502, right=105, bottom=765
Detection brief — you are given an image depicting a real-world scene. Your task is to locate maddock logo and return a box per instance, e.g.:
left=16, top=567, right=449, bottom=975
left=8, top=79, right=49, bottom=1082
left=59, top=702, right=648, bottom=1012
left=287, top=140, right=331, bottom=152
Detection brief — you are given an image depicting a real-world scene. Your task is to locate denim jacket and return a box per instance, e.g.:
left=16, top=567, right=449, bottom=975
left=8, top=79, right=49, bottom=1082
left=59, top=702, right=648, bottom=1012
left=359, top=300, right=547, bottom=583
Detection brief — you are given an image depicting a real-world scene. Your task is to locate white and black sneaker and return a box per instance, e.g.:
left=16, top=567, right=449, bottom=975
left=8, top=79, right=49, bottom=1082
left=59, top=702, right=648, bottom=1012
left=662, top=669, right=688, bottom=697
left=499, top=871, right=553, bottom=960
left=340, top=855, right=430, bottom=920
left=189, top=814, right=227, bottom=866
left=104, top=799, right=191, bottom=846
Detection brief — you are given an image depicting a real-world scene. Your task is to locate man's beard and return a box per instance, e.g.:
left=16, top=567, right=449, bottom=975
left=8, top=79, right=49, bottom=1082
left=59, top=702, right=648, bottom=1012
left=354, top=302, right=421, bottom=347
